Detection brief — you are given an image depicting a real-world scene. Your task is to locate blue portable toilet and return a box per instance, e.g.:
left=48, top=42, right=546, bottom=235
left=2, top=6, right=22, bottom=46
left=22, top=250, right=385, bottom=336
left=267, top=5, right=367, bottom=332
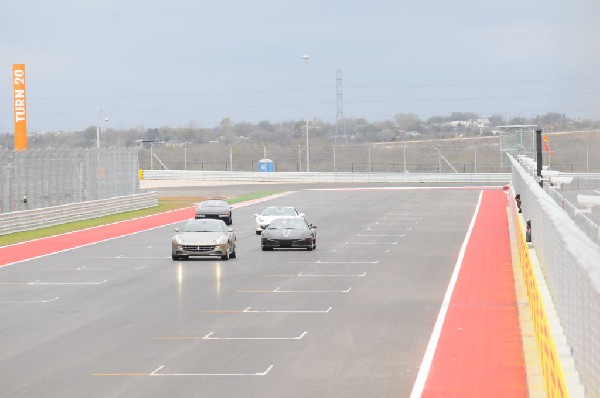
left=258, top=159, right=274, bottom=172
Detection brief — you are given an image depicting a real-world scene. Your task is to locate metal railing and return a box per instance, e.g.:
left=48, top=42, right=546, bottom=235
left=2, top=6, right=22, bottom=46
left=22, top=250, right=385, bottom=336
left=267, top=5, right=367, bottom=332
left=510, top=154, right=600, bottom=396
left=0, top=192, right=158, bottom=236
left=142, top=170, right=511, bottom=184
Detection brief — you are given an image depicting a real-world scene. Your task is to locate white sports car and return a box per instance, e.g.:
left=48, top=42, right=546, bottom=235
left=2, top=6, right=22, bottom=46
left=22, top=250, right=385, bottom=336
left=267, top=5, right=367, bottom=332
left=254, top=206, right=305, bottom=234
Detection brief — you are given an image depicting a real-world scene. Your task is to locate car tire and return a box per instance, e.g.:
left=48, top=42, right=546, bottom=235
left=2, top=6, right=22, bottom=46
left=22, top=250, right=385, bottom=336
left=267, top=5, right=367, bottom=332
left=230, top=245, right=237, bottom=258
left=307, top=245, right=313, bottom=251
left=262, top=246, right=272, bottom=251
left=256, top=230, right=262, bottom=235
left=221, top=247, right=229, bottom=261
left=172, top=254, right=180, bottom=260
left=226, top=216, right=232, bottom=225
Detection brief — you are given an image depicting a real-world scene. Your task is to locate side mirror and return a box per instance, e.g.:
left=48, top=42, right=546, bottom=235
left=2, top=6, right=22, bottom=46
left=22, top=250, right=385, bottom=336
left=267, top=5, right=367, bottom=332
left=299, top=213, right=306, bottom=218
left=174, top=227, right=180, bottom=232
left=312, top=225, right=317, bottom=229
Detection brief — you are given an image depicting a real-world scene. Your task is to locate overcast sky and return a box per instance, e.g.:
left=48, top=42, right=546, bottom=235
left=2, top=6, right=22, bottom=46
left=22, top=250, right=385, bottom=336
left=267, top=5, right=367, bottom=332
left=1, top=0, right=599, bottom=132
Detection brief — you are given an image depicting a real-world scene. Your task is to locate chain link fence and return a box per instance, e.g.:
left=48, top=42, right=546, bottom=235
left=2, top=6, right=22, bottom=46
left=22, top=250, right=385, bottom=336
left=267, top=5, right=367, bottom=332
left=0, top=149, right=140, bottom=213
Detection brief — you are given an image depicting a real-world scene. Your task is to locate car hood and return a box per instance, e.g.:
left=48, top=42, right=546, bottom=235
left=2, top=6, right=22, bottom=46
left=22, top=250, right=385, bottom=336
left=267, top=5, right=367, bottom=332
left=174, top=232, right=226, bottom=245
left=262, top=229, right=311, bottom=239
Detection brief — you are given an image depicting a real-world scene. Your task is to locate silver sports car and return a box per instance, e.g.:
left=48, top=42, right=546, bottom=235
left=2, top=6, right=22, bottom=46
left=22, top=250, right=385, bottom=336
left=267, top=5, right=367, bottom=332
left=172, top=219, right=236, bottom=261
left=261, top=217, right=317, bottom=251
left=195, top=199, right=233, bottom=225
left=254, top=206, right=305, bottom=234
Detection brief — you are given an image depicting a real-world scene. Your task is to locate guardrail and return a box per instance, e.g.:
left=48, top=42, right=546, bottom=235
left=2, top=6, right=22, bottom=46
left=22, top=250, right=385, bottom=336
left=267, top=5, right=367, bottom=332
left=142, top=170, right=511, bottom=184
left=0, top=191, right=158, bottom=236
left=510, top=154, right=599, bottom=396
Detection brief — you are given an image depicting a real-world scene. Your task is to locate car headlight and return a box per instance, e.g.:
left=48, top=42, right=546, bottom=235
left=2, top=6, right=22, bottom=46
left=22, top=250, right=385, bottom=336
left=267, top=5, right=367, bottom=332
left=173, top=235, right=183, bottom=244
left=215, top=235, right=228, bottom=244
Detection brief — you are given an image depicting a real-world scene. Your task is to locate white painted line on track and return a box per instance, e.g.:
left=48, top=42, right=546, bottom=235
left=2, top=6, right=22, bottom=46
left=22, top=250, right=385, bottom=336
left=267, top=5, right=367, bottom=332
left=274, top=286, right=351, bottom=293
left=0, top=296, right=60, bottom=304
left=365, top=227, right=412, bottom=231
left=95, top=365, right=274, bottom=377
left=243, top=306, right=332, bottom=313
left=321, top=241, right=397, bottom=245
left=287, top=260, right=379, bottom=264
left=154, top=364, right=275, bottom=377
left=75, top=265, right=148, bottom=271
left=357, top=234, right=406, bottom=237
left=266, top=272, right=366, bottom=277
left=93, top=256, right=170, bottom=259
left=378, top=217, right=423, bottom=220
left=334, top=233, right=406, bottom=237
left=410, top=190, right=483, bottom=398
left=237, top=287, right=351, bottom=293
left=201, top=331, right=308, bottom=340
left=28, top=279, right=108, bottom=286
left=202, top=306, right=332, bottom=313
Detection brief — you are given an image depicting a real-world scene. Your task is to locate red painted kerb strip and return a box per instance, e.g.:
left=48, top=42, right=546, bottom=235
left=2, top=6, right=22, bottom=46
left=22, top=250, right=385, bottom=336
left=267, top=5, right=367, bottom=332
left=422, top=190, right=527, bottom=397
left=0, top=207, right=195, bottom=267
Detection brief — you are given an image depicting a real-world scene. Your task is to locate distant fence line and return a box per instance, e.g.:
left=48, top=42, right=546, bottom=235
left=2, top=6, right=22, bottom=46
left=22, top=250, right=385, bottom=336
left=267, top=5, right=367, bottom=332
left=0, top=149, right=140, bottom=214
left=139, top=143, right=510, bottom=173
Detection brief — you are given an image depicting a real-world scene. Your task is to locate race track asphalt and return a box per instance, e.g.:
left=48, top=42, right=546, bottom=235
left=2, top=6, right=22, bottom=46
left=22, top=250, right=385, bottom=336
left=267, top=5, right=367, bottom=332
left=0, top=184, right=484, bottom=398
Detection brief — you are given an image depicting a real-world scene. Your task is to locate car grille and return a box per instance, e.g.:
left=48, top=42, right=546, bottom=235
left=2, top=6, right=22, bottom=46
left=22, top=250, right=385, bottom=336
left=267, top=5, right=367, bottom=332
left=268, top=239, right=308, bottom=247
left=182, top=245, right=216, bottom=252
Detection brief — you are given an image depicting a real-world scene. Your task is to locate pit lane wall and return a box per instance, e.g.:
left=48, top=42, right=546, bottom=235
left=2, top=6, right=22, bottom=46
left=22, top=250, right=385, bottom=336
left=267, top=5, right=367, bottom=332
left=510, top=154, right=596, bottom=397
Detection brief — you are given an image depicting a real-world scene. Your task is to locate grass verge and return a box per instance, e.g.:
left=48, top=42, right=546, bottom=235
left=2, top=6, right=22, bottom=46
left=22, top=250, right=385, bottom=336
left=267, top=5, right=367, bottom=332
left=0, top=190, right=280, bottom=247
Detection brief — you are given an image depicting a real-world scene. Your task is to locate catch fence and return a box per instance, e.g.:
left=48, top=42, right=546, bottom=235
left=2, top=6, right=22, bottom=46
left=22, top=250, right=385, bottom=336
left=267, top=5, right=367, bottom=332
left=0, top=149, right=140, bottom=213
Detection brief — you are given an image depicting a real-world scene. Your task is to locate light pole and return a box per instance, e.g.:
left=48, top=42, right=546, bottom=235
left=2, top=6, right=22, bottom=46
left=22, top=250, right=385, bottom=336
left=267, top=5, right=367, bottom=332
left=96, top=109, right=107, bottom=148
left=302, top=55, right=310, bottom=172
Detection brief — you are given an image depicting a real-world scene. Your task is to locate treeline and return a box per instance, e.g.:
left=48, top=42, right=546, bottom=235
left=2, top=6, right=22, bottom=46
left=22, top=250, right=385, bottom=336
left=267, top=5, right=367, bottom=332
left=12, top=112, right=600, bottom=150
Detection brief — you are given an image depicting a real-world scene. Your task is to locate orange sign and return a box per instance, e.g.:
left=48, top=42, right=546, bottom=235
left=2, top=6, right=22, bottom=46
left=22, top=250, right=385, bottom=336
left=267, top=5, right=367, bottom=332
left=12, top=64, right=28, bottom=151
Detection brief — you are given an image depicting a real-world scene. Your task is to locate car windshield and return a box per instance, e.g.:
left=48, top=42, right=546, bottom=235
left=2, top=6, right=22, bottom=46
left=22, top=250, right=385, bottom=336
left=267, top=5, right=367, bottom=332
left=262, top=207, right=297, bottom=216
left=182, top=220, right=226, bottom=232
left=267, top=219, right=308, bottom=230
left=200, top=200, right=228, bottom=207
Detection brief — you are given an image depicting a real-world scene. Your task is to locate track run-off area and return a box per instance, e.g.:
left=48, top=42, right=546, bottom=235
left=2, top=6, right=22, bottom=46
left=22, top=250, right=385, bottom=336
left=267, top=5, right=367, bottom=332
left=0, top=185, right=526, bottom=398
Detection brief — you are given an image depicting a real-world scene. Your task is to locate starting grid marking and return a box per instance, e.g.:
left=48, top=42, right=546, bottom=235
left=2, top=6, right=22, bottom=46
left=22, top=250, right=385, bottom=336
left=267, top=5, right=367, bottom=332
left=334, top=234, right=406, bottom=237
left=28, top=279, right=108, bottom=286
left=287, top=260, right=379, bottom=264
left=156, top=331, right=308, bottom=341
left=265, top=272, right=366, bottom=277
left=0, top=296, right=60, bottom=304
left=202, top=306, right=333, bottom=314
left=94, top=364, right=274, bottom=377
left=318, top=241, right=399, bottom=245
left=238, top=287, right=351, bottom=293
left=0, top=280, right=108, bottom=286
